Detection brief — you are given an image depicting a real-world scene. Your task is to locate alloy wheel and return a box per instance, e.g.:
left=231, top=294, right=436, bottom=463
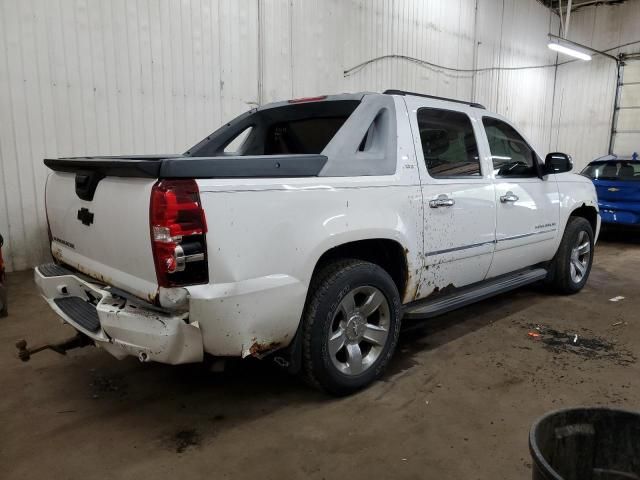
left=327, top=286, right=391, bottom=376
left=569, top=230, right=591, bottom=283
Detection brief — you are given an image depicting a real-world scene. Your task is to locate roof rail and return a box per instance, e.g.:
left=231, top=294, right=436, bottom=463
left=383, top=89, right=486, bottom=109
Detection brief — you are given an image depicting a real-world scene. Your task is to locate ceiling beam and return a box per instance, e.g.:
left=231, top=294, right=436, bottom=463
left=549, top=0, right=627, bottom=12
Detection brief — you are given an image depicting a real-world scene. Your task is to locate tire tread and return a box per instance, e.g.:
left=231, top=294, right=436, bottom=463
left=301, top=259, right=400, bottom=395
left=549, top=216, right=594, bottom=294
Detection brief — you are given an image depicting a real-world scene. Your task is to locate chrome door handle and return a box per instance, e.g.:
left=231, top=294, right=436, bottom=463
left=500, top=191, right=519, bottom=203
left=429, top=195, right=455, bottom=208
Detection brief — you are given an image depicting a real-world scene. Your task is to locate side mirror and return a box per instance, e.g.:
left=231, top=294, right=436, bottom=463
left=545, top=152, right=573, bottom=174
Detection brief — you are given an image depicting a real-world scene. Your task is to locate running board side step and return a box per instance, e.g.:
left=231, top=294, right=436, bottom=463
left=403, top=268, right=548, bottom=320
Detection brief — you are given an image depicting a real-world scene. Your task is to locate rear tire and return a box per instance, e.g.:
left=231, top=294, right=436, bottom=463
left=301, top=259, right=401, bottom=396
left=547, top=217, right=594, bottom=294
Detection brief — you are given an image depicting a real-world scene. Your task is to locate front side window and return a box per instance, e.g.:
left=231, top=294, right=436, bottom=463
left=417, top=108, right=481, bottom=178
left=483, top=117, right=538, bottom=178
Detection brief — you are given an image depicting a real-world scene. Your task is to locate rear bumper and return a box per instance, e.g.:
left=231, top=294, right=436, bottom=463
left=34, top=264, right=203, bottom=364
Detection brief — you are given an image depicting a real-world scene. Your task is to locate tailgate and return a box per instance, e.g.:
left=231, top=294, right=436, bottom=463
left=46, top=171, right=159, bottom=301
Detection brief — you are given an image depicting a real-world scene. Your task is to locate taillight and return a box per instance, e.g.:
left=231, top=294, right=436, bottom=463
left=150, top=179, right=208, bottom=288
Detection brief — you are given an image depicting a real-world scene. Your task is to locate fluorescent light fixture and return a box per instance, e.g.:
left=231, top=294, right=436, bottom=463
left=547, top=37, right=592, bottom=61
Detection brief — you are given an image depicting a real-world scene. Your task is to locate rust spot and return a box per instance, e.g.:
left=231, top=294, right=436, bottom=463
left=54, top=257, right=159, bottom=306
left=52, top=248, right=64, bottom=261
left=412, top=280, right=421, bottom=302
left=249, top=341, right=281, bottom=356
left=148, top=290, right=159, bottom=305
left=426, top=283, right=456, bottom=299
left=70, top=261, right=113, bottom=286
left=404, top=268, right=412, bottom=300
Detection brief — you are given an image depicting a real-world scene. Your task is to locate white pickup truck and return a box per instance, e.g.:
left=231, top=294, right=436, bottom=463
left=32, top=90, right=599, bottom=395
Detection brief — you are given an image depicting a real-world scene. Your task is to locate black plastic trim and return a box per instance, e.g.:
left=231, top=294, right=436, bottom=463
left=44, top=156, right=170, bottom=178
left=159, top=155, right=328, bottom=178
left=37, top=263, right=73, bottom=277
left=403, top=267, right=547, bottom=320
left=44, top=154, right=328, bottom=179
left=75, top=171, right=105, bottom=201
left=53, top=296, right=100, bottom=332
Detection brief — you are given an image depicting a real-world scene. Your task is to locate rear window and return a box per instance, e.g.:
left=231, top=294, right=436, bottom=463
left=187, top=100, right=359, bottom=157
left=582, top=161, right=640, bottom=181
left=264, top=117, right=348, bottom=155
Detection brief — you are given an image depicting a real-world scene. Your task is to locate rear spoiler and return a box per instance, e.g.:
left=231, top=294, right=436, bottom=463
left=44, top=154, right=328, bottom=179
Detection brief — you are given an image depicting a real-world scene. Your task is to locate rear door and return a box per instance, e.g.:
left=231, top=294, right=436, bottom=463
left=479, top=116, right=560, bottom=278
left=405, top=97, right=496, bottom=297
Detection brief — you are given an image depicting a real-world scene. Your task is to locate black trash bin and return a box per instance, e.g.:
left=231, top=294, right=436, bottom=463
left=530, top=407, right=640, bottom=480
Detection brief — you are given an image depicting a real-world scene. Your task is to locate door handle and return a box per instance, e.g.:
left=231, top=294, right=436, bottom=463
left=429, top=195, right=455, bottom=208
left=500, top=191, right=519, bottom=203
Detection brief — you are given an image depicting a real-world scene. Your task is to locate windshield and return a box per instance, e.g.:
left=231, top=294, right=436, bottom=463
left=582, top=161, right=640, bottom=182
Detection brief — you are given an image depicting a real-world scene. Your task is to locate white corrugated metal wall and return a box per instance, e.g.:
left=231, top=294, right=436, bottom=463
left=614, top=59, right=640, bottom=155
left=550, top=0, right=640, bottom=168
left=0, top=0, right=566, bottom=272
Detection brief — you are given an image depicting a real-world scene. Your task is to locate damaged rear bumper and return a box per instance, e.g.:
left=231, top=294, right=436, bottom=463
left=34, top=264, right=203, bottom=364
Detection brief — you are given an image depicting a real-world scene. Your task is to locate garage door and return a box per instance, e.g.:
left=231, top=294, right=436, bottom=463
left=612, top=58, right=640, bottom=155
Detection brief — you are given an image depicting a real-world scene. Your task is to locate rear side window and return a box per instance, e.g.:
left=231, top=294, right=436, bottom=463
left=224, top=126, right=253, bottom=154
left=483, top=117, right=538, bottom=178
left=417, top=108, right=481, bottom=178
left=582, top=161, right=640, bottom=181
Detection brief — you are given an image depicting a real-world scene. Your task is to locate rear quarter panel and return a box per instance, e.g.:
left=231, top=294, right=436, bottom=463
left=189, top=176, right=423, bottom=356
left=187, top=96, right=425, bottom=357
left=189, top=98, right=423, bottom=357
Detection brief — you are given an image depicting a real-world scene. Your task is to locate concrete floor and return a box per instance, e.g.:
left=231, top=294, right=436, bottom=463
left=1, top=232, right=639, bottom=479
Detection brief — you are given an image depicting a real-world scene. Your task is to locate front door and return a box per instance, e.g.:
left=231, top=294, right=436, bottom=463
left=479, top=116, right=560, bottom=278
left=405, top=98, right=496, bottom=299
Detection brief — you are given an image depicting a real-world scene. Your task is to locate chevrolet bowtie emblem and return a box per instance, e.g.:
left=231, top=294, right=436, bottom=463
left=608, top=187, right=620, bottom=192
left=77, top=207, right=94, bottom=226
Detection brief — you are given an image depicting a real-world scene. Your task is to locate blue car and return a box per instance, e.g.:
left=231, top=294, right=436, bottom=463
left=581, top=154, right=640, bottom=226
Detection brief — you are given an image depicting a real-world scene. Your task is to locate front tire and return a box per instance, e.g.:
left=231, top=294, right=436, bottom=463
left=548, top=217, right=594, bottom=294
left=301, top=259, right=401, bottom=396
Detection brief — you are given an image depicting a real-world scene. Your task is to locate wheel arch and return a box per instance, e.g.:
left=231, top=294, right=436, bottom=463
left=310, top=238, right=410, bottom=302
left=569, top=203, right=599, bottom=235
left=282, top=236, right=410, bottom=376
left=547, top=203, right=596, bottom=294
